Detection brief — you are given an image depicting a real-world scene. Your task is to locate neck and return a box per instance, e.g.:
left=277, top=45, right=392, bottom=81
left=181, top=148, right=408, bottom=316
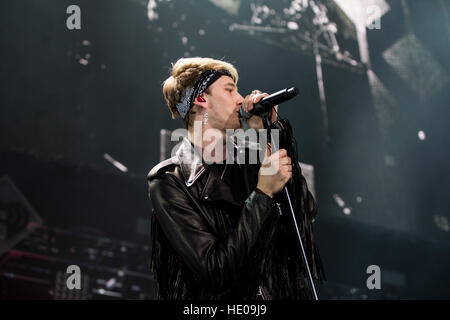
left=187, top=120, right=227, bottom=163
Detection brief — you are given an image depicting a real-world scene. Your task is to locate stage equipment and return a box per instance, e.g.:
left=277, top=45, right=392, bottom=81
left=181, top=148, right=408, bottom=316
left=0, top=226, right=156, bottom=299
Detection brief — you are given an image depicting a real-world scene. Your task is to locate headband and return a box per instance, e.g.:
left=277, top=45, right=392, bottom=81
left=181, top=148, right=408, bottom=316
left=176, top=69, right=233, bottom=119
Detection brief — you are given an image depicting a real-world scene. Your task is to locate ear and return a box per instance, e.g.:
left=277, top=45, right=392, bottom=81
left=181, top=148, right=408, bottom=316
left=193, top=94, right=208, bottom=109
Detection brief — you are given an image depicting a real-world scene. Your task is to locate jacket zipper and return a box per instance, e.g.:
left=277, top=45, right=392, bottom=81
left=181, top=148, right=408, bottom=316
left=276, top=202, right=283, bottom=216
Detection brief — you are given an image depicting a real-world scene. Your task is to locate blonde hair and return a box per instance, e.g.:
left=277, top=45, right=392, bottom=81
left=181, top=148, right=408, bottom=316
left=162, top=57, right=239, bottom=129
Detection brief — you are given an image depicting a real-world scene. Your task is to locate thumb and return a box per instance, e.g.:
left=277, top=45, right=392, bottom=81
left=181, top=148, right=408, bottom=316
left=266, top=142, right=272, bottom=156
left=262, top=142, right=272, bottom=165
left=260, top=142, right=277, bottom=175
left=262, top=142, right=271, bottom=165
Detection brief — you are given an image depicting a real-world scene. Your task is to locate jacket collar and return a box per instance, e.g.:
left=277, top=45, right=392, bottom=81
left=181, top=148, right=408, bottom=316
left=175, top=136, right=256, bottom=207
left=175, top=137, right=207, bottom=187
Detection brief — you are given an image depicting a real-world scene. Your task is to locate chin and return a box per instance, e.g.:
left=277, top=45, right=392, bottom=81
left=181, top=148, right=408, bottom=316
left=223, top=119, right=240, bottom=130
left=231, top=120, right=241, bottom=130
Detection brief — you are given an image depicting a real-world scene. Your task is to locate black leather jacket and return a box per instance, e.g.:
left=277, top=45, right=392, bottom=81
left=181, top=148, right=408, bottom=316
left=148, top=137, right=325, bottom=300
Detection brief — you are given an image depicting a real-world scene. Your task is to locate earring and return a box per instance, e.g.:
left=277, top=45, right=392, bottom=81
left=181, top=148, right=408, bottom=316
left=203, top=112, right=208, bottom=125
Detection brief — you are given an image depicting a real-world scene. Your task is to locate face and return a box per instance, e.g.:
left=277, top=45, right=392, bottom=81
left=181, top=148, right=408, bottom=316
left=203, top=76, right=244, bottom=131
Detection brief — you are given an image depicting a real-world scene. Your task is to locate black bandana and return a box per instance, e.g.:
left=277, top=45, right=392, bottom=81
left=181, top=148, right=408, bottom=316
left=176, top=69, right=233, bottom=119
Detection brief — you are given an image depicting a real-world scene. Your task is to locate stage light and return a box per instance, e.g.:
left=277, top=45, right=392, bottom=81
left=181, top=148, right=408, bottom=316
left=147, top=0, right=158, bottom=21
left=287, top=21, right=299, bottom=30
left=103, top=153, right=128, bottom=173
left=333, top=193, right=345, bottom=208
left=418, top=131, right=426, bottom=141
left=79, top=58, right=88, bottom=66
left=343, top=207, right=351, bottom=215
left=106, top=277, right=117, bottom=289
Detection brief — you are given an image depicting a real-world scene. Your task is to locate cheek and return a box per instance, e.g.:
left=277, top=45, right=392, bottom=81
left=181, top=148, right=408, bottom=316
left=210, top=95, right=236, bottom=122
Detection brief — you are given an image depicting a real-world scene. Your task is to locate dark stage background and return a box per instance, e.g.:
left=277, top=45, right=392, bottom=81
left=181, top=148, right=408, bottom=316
left=1, top=0, right=450, bottom=299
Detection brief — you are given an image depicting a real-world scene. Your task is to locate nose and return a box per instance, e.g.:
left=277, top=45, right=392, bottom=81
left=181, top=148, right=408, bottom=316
left=236, top=92, right=244, bottom=107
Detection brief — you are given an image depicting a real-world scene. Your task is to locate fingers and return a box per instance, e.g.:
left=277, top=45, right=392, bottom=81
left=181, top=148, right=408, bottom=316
left=261, top=143, right=271, bottom=166
left=242, top=90, right=269, bottom=112
left=265, top=149, right=292, bottom=170
left=278, top=164, right=292, bottom=184
left=275, top=150, right=292, bottom=181
left=252, top=92, right=269, bottom=105
left=285, top=171, right=293, bottom=183
left=280, top=156, right=292, bottom=166
left=277, top=149, right=287, bottom=157
left=271, top=105, right=279, bottom=123
left=258, top=148, right=292, bottom=191
left=266, top=149, right=289, bottom=162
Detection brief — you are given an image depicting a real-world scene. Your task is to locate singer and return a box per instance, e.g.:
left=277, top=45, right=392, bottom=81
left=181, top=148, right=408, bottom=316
left=147, top=57, right=325, bottom=300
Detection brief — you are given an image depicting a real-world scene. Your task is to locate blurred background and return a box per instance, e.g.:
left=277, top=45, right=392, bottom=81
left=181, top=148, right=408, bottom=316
left=0, top=0, right=449, bottom=299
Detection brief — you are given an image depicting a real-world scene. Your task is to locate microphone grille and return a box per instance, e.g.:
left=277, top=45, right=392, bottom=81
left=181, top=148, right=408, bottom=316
left=287, top=87, right=299, bottom=97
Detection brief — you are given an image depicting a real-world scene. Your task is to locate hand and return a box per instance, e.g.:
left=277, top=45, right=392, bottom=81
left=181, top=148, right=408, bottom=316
left=242, top=90, right=278, bottom=129
left=256, top=144, right=292, bottom=198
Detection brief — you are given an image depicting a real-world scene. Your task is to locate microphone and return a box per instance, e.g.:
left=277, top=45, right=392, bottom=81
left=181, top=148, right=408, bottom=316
left=239, top=87, right=299, bottom=120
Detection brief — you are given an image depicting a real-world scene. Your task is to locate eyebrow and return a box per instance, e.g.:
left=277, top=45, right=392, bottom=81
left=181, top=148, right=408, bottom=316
left=224, top=82, right=236, bottom=89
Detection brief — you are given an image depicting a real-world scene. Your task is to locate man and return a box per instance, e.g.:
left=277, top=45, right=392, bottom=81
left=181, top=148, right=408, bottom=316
left=148, top=57, right=325, bottom=300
